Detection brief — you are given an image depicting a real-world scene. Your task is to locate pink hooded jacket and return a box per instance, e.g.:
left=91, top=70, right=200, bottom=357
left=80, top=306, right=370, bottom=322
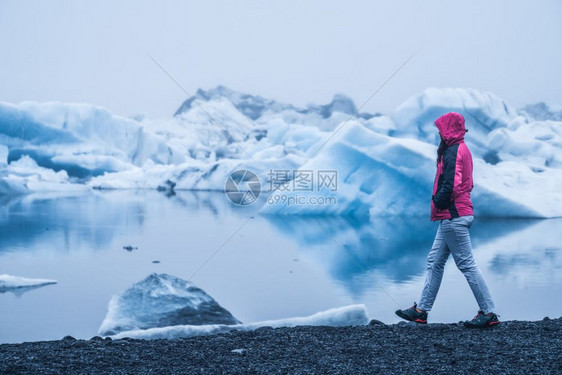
left=430, top=112, right=474, bottom=221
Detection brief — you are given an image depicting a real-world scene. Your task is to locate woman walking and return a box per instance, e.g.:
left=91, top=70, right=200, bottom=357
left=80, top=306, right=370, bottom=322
left=395, top=112, right=499, bottom=328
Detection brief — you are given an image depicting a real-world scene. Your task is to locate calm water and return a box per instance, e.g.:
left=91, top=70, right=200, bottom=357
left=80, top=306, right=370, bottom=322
left=1, top=190, right=561, bottom=343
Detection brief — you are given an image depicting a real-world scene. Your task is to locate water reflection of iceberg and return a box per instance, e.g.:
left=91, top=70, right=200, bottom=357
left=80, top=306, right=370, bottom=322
left=479, top=219, right=562, bottom=282
left=0, top=191, right=147, bottom=254
left=264, top=215, right=540, bottom=294
left=0, top=190, right=251, bottom=257
left=0, top=274, right=57, bottom=296
left=265, top=215, right=434, bottom=289
left=170, top=190, right=264, bottom=217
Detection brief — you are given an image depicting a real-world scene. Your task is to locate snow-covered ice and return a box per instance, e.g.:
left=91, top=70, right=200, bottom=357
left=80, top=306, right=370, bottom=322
left=108, top=303, right=370, bottom=340
left=0, top=274, right=57, bottom=294
left=99, top=273, right=369, bottom=340
left=1, top=86, right=561, bottom=217
left=98, top=273, right=240, bottom=336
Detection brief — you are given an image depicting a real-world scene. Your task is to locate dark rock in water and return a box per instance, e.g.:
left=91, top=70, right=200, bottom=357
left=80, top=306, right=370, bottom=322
left=123, top=245, right=138, bottom=252
left=157, top=180, right=176, bottom=197
left=98, top=273, right=241, bottom=336
left=152, top=260, right=160, bottom=264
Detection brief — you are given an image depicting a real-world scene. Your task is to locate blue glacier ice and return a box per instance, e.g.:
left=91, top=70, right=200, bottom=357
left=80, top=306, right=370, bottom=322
left=1, top=87, right=561, bottom=217
left=98, top=273, right=241, bottom=336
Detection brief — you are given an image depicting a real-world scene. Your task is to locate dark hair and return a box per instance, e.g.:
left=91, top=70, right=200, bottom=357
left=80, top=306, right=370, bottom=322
left=436, top=138, right=447, bottom=165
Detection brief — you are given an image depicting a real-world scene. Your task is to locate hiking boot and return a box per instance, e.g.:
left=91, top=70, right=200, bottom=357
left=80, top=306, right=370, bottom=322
left=395, top=302, right=427, bottom=324
left=464, top=311, right=500, bottom=328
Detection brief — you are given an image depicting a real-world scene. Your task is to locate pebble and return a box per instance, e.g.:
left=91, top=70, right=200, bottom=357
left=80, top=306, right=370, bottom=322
left=1, top=319, right=560, bottom=374
left=231, top=348, right=247, bottom=356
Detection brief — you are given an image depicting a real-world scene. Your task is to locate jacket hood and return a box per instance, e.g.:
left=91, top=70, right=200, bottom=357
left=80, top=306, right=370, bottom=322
left=435, top=112, right=466, bottom=146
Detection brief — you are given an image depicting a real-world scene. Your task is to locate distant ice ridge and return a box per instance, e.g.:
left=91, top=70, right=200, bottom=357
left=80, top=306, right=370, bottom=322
left=0, top=274, right=57, bottom=294
left=522, top=102, right=562, bottom=122
left=1, top=87, right=561, bottom=217
left=173, top=85, right=377, bottom=122
left=99, top=273, right=240, bottom=336
left=109, top=304, right=370, bottom=340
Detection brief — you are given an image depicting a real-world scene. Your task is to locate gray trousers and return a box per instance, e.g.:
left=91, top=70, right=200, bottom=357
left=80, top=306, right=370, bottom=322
left=418, top=216, right=496, bottom=314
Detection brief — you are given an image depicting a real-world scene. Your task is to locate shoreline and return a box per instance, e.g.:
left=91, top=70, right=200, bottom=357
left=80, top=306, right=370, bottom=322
left=1, top=317, right=561, bottom=374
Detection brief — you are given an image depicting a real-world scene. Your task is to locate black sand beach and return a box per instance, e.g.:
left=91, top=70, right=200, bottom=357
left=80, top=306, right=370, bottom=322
left=1, top=317, right=561, bottom=374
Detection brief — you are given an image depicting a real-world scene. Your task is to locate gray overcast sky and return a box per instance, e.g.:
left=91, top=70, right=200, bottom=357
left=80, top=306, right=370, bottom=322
left=1, top=0, right=561, bottom=118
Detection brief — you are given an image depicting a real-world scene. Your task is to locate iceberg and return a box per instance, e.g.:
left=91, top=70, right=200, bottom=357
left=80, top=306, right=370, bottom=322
left=0, top=101, right=187, bottom=184
left=1, top=86, right=561, bottom=217
left=0, top=274, right=57, bottom=294
left=108, top=304, right=370, bottom=340
left=100, top=273, right=369, bottom=340
left=391, top=87, right=518, bottom=156
left=261, top=122, right=555, bottom=217
left=0, top=144, right=8, bottom=165
left=98, top=273, right=241, bottom=336
left=486, top=118, right=562, bottom=168
left=0, top=155, right=89, bottom=195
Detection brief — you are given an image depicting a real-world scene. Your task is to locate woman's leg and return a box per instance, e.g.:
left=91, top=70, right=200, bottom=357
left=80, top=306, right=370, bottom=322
left=443, top=216, right=496, bottom=314
left=418, top=222, right=450, bottom=312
